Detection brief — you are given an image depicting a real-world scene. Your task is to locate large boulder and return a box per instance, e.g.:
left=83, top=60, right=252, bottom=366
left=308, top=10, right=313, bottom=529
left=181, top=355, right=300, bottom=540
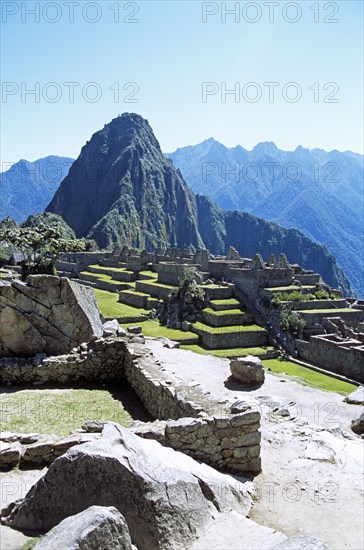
left=34, top=506, right=133, bottom=550
left=344, top=386, right=364, bottom=405
left=351, top=412, right=364, bottom=435
left=230, top=355, right=265, bottom=385
left=1, top=423, right=251, bottom=550
left=0, top=276, right=103, bottom=356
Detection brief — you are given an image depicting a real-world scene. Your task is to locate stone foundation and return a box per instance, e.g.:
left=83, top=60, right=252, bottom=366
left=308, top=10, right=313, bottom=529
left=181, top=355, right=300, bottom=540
left=0, top=337, right=261, bottom=474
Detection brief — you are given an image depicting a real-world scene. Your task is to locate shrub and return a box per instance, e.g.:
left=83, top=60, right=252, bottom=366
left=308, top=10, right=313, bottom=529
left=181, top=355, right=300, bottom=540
left=280, top=312, right=306, bottom=335
left=315, top=289, right=329, bottom=300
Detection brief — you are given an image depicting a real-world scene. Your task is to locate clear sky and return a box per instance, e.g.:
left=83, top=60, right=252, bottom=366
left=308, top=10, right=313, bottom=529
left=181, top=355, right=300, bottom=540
left=1, top=0, right=363, bottom=164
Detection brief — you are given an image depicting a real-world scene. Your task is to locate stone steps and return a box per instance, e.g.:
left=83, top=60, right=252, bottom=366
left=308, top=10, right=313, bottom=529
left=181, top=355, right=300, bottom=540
left=209, top=299, right=242, bottom=311
left=119, top=290, right=150, bottom=309
left=135, top=280, right=176, bottom=301
left=191, top=323, right=268, bottom=350
left=88, top=265, right=136, bottom=282
left=200, top=284, right=235, bottom=300
left=202, top=309, right=254, bottom=328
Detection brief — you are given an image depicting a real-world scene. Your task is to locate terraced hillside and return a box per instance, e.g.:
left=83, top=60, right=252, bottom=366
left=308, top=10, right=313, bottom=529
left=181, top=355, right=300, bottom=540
left=76, top=263, right=276, bottom=359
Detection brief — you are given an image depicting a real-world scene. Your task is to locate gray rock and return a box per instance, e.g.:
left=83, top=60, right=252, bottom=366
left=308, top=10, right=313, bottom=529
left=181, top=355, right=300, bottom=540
left=230, top=356, right=265, bottom=385
left=127, top=325, right=142, bottom=334
left=162, top=338, right=180, bottom=349
left=118, top=327, right=127, bottom=337
left=0, top=276, right=103, bottom=357
left=274, top=534, right=330, bottom=549
left=2, top=422, right=251, bottom=549
left=230, top=401, right=253, bottom=414
left=34, top=506, right=133, bottom=550
left=344, top=386, right=364, bottom=405
left=103, top=319, right=120, bottom=336
left=0, top=442, right=22, bottom=467
left=351, top=412, right=364, bottom=435
left=81, top=420, right=105, bottom=433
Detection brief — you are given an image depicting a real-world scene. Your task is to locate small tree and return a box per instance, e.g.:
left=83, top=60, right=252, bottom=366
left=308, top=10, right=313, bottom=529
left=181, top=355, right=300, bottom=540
left=0, top=221, right=88, bottom=280
left=280, top=311, right=306, bottom=336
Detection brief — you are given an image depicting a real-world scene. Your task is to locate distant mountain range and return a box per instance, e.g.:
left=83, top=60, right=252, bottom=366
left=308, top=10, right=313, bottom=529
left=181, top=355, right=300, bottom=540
left=46, top=114, right=352, bottom=295
left=166, top=139, right=363, bottom=297
left=0, top=156, right=73, bottom=222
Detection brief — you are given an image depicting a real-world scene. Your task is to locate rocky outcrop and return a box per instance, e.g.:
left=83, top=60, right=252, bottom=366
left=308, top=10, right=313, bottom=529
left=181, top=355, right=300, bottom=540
left=230, top=355, right=265, bottom=385
left=0, top=275, right=103, bottom=356
left=34, top=506, right=133, bottom=550
left=351, top=412, right=364, bottom=435
left=2, top=423, right=251, bottom=549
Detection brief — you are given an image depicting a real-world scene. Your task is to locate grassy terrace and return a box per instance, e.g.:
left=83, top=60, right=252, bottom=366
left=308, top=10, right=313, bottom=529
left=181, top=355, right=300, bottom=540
left=94, top=289, right=148, bottom=318
left=0, top=388, right=133, bottom=437
left=262, top=359, right=357, bottom=394
left=120, top=319, right=198, bottom=343
left=181, top=344, right=275, bottom=358
left=193, top=322, right=266, bottom=334
left=203, top=307, right=245, bottom=316
left=264, top=285, right=316, bottom=292
left=80, top=271, right=126, bottom=285
left=89, top=264, right=131, bottom=274
left=210, top=298, right=240, bottom=307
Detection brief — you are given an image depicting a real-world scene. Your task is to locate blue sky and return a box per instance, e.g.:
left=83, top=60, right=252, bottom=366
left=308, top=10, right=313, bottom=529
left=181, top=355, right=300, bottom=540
left=1, top=0, right=363, bottom=163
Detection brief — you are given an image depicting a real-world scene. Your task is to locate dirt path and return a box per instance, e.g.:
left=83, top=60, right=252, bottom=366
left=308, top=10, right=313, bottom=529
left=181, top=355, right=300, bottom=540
left=146, top=339, right=364, bottom=550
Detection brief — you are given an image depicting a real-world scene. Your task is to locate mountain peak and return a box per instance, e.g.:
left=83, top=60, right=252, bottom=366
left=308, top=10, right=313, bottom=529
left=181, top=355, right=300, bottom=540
left=252, top=141, right=278, bottom=154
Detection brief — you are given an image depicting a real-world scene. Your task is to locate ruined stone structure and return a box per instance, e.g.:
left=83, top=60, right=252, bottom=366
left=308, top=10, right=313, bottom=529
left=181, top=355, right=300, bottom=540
left=52, top=245, right=364, bottom=382
left=0, top=276, right=103, bottom=356
left=0, top=336, right=261, bottom=474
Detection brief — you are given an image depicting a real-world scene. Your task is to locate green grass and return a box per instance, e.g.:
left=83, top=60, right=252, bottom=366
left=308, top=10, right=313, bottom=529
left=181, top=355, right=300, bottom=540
left=139, top=270, right=158, bottom=278
left=138, top=280, right=176, bottom=289
left=265, top=285, right=316, bottom=292
left=94, top=289, right=148, bottom=318
left=120, top=319, right=198, bottom=342
left=22, top=537, right=42, bottom=550
left=80, top=271, right=127, bottom=287
left=203, top=307, right=244, bottom=316
left=181, top=344, right=275, bottom=358
left=89, top=264, right=130, bottom=273
left=210, top=298, right=240, bottom=306
left=193, top=322, right=266, bottom=334
left=0, top=388, right=133, bottom=437
left=121, top=289, right=149, bottom=297
left=262, top=359, right=357, bottom=394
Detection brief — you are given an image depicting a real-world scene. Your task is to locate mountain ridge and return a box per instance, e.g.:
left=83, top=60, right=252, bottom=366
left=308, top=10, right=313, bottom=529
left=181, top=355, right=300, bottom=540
left=166, top=138, right=363, bottom=297
left=46, top=113, right=353, bottom=296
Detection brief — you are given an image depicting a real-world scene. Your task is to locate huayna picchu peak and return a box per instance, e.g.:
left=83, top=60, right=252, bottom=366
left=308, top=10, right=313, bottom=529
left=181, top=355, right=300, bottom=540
left=47, top=113, right=353, bottom=296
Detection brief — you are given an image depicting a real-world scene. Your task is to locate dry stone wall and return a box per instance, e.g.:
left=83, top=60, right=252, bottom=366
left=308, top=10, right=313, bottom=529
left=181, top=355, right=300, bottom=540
left=0, top=337, right=261, bottom=473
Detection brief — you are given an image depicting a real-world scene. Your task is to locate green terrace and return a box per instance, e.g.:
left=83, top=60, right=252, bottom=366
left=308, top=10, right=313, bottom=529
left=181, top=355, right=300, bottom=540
left=181, top=344, right=275, bottom=359
left=192, top=322, right=266, bottom=334
left=209, top=298, right=242, bottom=311
left=264, top=285, right=316, bottom=293
left=203, top=307, right=245, bottom=316
left=94, top=289, right=149, bottom=322
left=120, top=319, right=199, bottom=344
left=263, top=359, right=357, bottom=394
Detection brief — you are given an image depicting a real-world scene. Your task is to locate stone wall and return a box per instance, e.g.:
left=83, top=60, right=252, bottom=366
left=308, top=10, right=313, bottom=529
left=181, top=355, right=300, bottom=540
left=296, top=335, right=364, bottom=383
left=156, top=263, right=198, bottom=285
left=133, top=415, right=261, bottom=473
left=0, top=337, right=261, bottom=474
left=0, top=276, right=103, bottom=357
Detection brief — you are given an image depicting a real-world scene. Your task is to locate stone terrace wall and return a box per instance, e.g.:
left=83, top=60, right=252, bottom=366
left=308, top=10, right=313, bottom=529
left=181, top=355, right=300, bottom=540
left=296, top=336, right=364, bottom=383
left=0, top=338, right=261, bottom=474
